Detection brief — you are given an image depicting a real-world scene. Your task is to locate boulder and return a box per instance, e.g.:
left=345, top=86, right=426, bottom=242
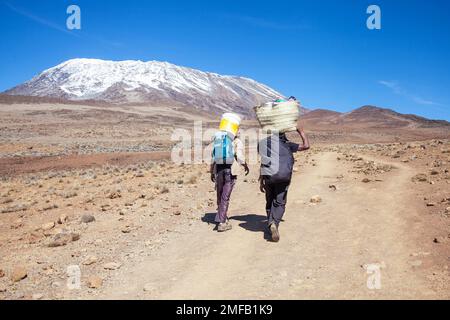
left=41, top=222, right=55, bottom=231
left=82, top=256, right=98, bottom=266
left=87, top=276, right=103, bottom=289
left=412, top=174, right=428, bottom=182
left=47, top=232, right=80, bottom=247
left=80, top=214, right=95, bottom=223
left=11, top=266, right=27, bottom=282
left=103, top=262, right=121, bottom=270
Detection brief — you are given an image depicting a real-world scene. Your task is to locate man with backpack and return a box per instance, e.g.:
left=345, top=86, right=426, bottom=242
left=210, top=115, right=249, bottom=232
left=258, top=121, right=310, bottom=242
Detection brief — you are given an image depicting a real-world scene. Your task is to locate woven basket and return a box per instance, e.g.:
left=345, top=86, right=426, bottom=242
left=254, top=101, right=300, bottom=133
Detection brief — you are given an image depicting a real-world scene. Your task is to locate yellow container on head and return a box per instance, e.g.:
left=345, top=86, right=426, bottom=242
left=219, top=113, right=241, bottom=137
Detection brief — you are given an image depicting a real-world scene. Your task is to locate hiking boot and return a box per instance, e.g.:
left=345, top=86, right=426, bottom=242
left=269, top=223, right=280, bottom=242
left=217, top=221, right=232, bottom=232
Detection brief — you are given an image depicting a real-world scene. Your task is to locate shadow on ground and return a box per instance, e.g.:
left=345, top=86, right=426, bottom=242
left=201, top=212, right=272, bottom=241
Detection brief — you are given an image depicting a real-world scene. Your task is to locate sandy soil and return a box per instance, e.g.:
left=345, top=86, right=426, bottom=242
left=0, top=102, right=449, bottom=300
left=89, top=148, right=450, bottom=300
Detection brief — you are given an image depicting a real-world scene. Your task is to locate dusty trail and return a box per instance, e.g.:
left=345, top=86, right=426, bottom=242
left=100, top=151, right=439, bottom=299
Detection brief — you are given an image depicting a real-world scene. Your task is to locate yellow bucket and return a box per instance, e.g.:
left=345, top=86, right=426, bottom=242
left=219, top=113, right=241, bottom=137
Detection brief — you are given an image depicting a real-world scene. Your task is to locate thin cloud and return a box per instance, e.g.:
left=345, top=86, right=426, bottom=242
left=378, top=80, right=443, bottom=107
left=2, top=1, right=123, bottom=48
left=412, top=97, right=436, bottom=106
left=3, top=1, right=80, bottom=37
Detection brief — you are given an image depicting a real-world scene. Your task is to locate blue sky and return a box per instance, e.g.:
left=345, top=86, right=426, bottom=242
left=1, top=0, right=449, bottom=120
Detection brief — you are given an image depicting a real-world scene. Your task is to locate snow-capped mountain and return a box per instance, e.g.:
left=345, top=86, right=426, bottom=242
left=4, top=58, right=284, bottom=115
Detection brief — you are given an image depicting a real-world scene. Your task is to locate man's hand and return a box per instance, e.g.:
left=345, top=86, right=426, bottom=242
left=243, top=163, right=250, bottom=176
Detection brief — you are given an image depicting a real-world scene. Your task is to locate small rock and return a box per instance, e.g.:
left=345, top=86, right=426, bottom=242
left=47, top=232, right=80, bottom=247
left=410, top=260, right=423, bottom=267
left=426, top=203, right=436, bottom=207
left=87, top=276, right=103, bottom=289
left=108, top=192, right=121, bottom=199
left=41, top=222, right=55, bottom=231
left=11, top=266, right=27, bottom=282
left=328, top=185, right=337, bottom=191
left=0, top=284, right=6, bottom=293
left=82, top=256, right=98, bottom=266
left=57, top=214, right=68, bottom=224
left=0, top=269, right=5, bottom=278
left=43, top=227, right=61, bottom=237
left=42, top=204, right=58, bottom=211
left=361, top=178, right=371, bottom=183
left=134, top=172, right=145, bottom=178
left=445, top=207, right=450, bottom=213
left=121, top=226, right=132, bottom=233
left=412, top=174, right=428, bottom=182
left=32, top=293, right=44, bottom=300
left=103, top=262, right=121, bottom=270
left=310, top=195, right=322, bottom=203
left=62, top=191, right=77, bottom=199
left=80, top=214, right=95, bottom=223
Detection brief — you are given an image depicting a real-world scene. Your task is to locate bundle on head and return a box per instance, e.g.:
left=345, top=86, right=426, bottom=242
left=254, top=100, right=300, bottom=133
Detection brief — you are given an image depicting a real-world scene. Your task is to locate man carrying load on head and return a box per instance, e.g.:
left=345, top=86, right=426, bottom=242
left=210, top=113, right=250, bottom=232
left=257, top=97, right=310, bottom=242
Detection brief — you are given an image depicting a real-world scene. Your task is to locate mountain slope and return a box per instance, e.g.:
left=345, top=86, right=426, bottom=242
left=4, top=58, right=284, bottom=116
left=302, top=106, right=449, bottom=129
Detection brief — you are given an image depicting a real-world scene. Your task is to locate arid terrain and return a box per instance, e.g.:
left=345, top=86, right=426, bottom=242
left=0, top=101, right=449, bottom=300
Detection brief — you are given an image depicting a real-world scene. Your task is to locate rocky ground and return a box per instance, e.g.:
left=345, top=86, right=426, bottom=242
left=0, top=159, right=216, bottom=299
left=0, top=102, right=449, bottom=299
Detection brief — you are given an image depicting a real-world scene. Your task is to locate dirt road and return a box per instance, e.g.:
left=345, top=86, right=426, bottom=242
left=97, top=151, right=444, bottom=300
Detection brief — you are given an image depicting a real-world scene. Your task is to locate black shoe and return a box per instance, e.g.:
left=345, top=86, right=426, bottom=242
left=269, top=223, right=280, bottom=242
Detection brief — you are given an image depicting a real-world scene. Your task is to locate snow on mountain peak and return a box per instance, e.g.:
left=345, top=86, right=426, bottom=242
left=5, top=58, right=284, bottom=115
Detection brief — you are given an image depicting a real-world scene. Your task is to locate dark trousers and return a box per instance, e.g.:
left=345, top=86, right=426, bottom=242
left=215, top=168, right=236, bottom=223
left=265, top=181, right=290, bottom=227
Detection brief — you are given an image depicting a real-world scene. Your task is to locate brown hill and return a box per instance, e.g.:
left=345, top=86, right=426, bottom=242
left=303, top=105, right=449, bottom=130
